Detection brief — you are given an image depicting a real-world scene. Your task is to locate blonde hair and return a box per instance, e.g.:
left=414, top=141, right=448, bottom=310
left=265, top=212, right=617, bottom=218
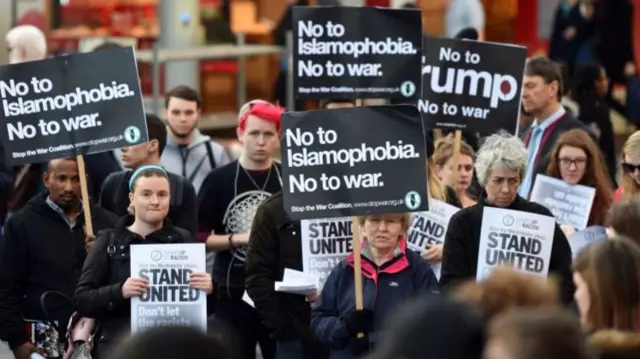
left=428, top=159, right=446, bottom=202
left=6, top=25, right=47, bottom=62
left=357, top=213, right=412, bottom=233
left=621, top=131, right=640, bottom=198
left=432, top=134, right=476, bottom=168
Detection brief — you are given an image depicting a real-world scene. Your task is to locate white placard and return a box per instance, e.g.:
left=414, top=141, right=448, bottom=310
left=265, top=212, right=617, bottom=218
left=130, top=243, right=207, bottom=333
left=408, top=199, right=460, bottom=279
left=477, top=207, right=556, bottom=281
left=530, top=174, right=596, bottom=230
left=301, top=217, right=352, bottom=286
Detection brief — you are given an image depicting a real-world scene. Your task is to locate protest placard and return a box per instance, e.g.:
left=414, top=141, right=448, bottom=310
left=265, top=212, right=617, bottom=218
left=407, top=199, right=459, bottom=279
left=292, top=6, right=422, bottom=100
left=0, top=47, right=147, bottom=165
left=301, top=217, right=352, bottom=285
left=417, top=37, right=526, bottom=134
left=476, top=207, right=556, bottom=281
left=281, top=105, right=428, bottom=220
left=529, top=174, right=596, bottom=230
left=567, top=225, right=607, bottom=258
left=130, top=243, right=207, bottom=333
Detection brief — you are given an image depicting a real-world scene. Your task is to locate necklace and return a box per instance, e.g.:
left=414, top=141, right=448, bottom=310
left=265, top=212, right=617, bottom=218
left=241, top=162, right=273, bottom=192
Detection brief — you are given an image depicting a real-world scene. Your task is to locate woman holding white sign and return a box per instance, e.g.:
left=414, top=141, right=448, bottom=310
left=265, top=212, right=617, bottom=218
left=311, top=213, right=439, bottom=359
left=440, top=132, right=575, bottom=305
left=544, top=128, right=613, bottom=232
left=74, top=166, right=213, bottom=359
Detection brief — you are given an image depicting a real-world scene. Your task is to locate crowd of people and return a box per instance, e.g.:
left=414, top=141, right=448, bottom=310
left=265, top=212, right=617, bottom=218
left=1, top=1, right=640, bottom=359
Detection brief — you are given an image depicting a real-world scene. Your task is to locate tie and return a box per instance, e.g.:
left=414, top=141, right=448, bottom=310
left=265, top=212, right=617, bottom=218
left=519, top=127, right=543, bottom=198
left=527, top=127, right=543, bottom=164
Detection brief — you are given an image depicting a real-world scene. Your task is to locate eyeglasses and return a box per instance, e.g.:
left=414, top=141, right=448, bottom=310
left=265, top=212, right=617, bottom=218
left=559, top=157, right=587, bottom=168
left=622, top=162, right=640, bottom=173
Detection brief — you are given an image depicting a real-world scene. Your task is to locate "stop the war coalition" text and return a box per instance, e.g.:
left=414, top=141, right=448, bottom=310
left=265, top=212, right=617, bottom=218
left=0, top=77, right=136, bottom=141
left=285, top=126, right=419, bottom=193
left=297, top=20, right=417, bottom=79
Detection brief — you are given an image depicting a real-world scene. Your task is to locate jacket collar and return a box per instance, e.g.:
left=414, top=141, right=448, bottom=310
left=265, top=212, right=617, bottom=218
left=477, top=191, right=526, bottom=211
left=346, top=237, right=411, bottom=282
left=115, top=214, right=180, bottom=244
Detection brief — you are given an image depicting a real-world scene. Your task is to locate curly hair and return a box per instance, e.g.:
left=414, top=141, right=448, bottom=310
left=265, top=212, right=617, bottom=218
left=454, top=268, right=560, bottom=322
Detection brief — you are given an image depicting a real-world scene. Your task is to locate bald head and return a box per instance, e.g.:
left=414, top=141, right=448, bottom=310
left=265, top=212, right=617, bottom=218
left=6, top=25, right=47, bottom=64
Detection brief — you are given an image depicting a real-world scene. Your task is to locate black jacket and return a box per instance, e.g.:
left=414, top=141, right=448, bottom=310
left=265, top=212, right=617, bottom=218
left=245, top=192, right=329, bottom=359
left=439, top=193, right=574, bottom=305
left=73, top=215, right=191, bottom=356
left=0, top=193, right=117, bottom=350
left=98, top=170, right=198, bottom=237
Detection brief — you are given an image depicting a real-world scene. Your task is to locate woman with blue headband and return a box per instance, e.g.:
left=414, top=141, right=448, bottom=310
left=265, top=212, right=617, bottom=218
left=73, top=165, right=213, bottom=358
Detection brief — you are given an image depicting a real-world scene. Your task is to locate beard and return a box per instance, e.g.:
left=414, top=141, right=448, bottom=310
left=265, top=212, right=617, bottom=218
left=167, top=122, right=197, bottom=139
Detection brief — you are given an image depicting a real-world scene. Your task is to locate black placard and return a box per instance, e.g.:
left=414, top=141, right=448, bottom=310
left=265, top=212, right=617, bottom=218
left=418, top=37, right=527, bottom=134
left=0, top=47, right=147, bottom=165
left=281, top=105, right=429, bottom=220
left=292, top=6, right=422, bottom=100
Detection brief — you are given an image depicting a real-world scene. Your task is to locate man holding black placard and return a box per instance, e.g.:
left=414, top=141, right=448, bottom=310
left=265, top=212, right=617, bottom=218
left=0, top=157, right=117, bottom=359
left=198, top=100, right=284, bottom=359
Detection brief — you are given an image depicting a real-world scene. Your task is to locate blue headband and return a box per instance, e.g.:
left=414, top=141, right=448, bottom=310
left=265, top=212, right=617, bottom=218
left=129, top=165, right=167, bottom=190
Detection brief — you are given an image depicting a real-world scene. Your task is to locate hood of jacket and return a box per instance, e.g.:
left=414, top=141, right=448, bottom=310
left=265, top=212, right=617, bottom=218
left=165, top=128, right=210, bottom=150
left=589, top=330, right=640, bottom=359
left=26, top=191, right=84, bottom=222
left=113, top=214, right=184, bottom=244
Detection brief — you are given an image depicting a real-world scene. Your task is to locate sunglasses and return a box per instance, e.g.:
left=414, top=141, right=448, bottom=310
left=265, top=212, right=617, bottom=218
left=622, top=162, right=640, bottom=173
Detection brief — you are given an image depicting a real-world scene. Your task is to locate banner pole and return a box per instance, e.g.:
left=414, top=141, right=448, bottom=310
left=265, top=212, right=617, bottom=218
left=76, top=155, right=93, bottom=237
left=451, top=130, right=462, bottom=188
left=352, top=98, right=365, bottom=338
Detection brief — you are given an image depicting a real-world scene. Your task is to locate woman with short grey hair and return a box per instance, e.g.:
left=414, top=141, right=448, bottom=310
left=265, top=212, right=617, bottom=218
left=439, top=132, right=574, bottom=305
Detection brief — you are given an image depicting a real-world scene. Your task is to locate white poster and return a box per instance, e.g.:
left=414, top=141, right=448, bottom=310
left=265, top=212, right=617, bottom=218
left=130, top=243, right=207, bottom=333
left=301, top=217, right=352, bottom=286
left=567, top=225, right=607, bottom=258
left=530, top=174, right=596, bottom=230
left=408, top=199, right=460, bottom=279
left=476, top=207, right=556, bottom=281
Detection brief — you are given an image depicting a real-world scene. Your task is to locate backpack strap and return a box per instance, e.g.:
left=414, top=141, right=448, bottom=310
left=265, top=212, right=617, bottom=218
left=105, top=229, right=130, bottom=260
left=111, top=171, right=129, bottom=214
left=169, top=174, right=185, bottom=208
left=205, top=141, right=216, bottom=170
